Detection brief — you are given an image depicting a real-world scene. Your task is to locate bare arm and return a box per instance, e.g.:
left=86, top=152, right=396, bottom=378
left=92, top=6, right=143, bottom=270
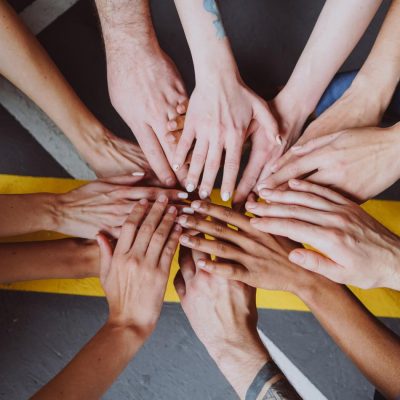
left=272, top=0, right=383, bottom=144
left=173, top=0, right=279, bottom=202
left=0, top=0, right=150, bottom=178
left=0, top=239, right=99, bottom=283
left=32, top=197, right=181, bottom=399
left=176, top=201, right=400, bottom=398
left=95, top=0, right=188, bottom=185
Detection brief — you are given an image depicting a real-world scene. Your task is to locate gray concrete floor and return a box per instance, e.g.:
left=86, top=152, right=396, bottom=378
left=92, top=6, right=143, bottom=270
left=0, top=1, right=399, bottom=399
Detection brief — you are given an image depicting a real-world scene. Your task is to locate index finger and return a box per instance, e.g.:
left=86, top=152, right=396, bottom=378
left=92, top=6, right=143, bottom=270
left=221, top=139, right=242, bottom=202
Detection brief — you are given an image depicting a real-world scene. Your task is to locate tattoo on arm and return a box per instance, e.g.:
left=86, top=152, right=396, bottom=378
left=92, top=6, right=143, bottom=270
left=245, top=361, right=302, bottom=400
left=203, top=0, right=226, bottom=38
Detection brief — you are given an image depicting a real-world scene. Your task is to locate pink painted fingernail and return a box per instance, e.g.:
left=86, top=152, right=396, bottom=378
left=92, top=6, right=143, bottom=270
left=182, top=207, right=194, bottom=214
left=169, top=121, right=177, bottom=130
left=132, top=171, right=145, bottom=176
left=199, top=190, right=208, bottom=200
left=168, top=206, right=177, bottom=214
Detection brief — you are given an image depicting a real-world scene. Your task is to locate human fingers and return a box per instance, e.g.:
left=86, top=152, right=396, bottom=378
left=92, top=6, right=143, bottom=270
left=110, top=187, right=189, bottom=202
left=178, top=214, right=259, bottom=252
left=178, top=245, right=196, bottom=282
left=174, top=270, right=186, bottom=298
left=250, top=217, right=335, bottom=254
left=289, top=249, right=343, bottom=283
left=100, top=173, right=146, bottom=185
left=158, top=224, right=182, bottom=272
left=289, top=131, right=343, bottom=157
left=177, top=99, right=189, bottom=115
left=190, top=201, right=254, bottom=235
left=96, top=233, right=113, bottom=284
left=288, top=179, right=350, bottom=205
left=258, top=152, right=321, bottom=191
left=185, top=139, right=209, bottom=194
left=257, top=187, right=338, bottom=212
left=220, top=139, right=242, bottom=202
left=115, top=199, right=149, bottom=254
left=132, top=195, right=169, bottom=255
left=195, top=258, right=247, bottom=283
left=173, top=125, right=195, bottom=172
left=179, top=234, right=246, bottom=264
left=254, top=100, right=281, bottom=145
left=136, top=125, right=176, bottom=187
left=198, top=143, right=223, bottom=200
left=146, top=205, right=178, bottom=265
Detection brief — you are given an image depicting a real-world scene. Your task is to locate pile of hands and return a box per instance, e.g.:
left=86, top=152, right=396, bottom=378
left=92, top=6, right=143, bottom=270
left=56, top=36, right=400, bottom=370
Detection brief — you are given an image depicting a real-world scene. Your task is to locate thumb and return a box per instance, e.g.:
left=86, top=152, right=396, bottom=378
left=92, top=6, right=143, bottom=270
left=96, top=233, right=113, bottom=283
left=289, top=249, right=342, bottom=283
left=254, top=102, right=283, bottom=146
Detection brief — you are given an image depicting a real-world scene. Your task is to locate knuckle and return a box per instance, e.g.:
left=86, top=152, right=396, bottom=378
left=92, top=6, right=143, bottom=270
left=141, top=223, right=155, bottom=234
left=216, top=242, right=227, bottom=253
left=213, top=223, right=226, bottom=235
left=222, top=207, right=233, bottom=219
left=224, top=159, right=239, bottom=173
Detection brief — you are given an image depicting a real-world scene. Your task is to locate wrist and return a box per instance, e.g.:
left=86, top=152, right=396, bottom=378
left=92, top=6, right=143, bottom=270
left=70, top=239, right=99, bottom=278
left=209, top=337, right=270, bottom=399
left=32, top=193, right=60, bottom=232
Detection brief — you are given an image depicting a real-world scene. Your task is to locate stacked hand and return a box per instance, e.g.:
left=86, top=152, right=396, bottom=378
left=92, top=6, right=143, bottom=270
left=51, top=175, right=188, bottom=239
left=248, top=180, right=400, bottom=290
left=97, top=196, right=182, bottom=335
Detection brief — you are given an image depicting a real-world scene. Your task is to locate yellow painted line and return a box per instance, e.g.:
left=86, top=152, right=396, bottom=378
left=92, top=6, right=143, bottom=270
left=0, top=174, right=399, bottom=318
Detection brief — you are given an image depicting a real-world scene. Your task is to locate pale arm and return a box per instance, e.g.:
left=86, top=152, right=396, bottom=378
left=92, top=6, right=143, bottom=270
left=0, top=239, right=99, bottom=283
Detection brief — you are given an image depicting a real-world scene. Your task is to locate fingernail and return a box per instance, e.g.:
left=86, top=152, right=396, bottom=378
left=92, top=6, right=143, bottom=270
left=173, top=164, right=180, bottom=172
left=132, top=171, right=145, bottom=176
left=166, top=134, right=176, bottom=144
left=270, top=164, right=278, bottom=173
left=191, top=201, right=201, bottom=210
left=289, top=251, right=304, bottom=263
left=291, top=145, right=302, bottom=152
left=169, top=121, right=177, bottom=130
left=250, top=218, right=260, bottom=225
left=199, top=190, right=208, bottom=200
left=197, top=259, right=206, bottom=268
left=260, top=189, right=272, bottom=199
left=174, top=224, right=182, bottom=232
left=180, top=235, right=190, bottom=244
left=182, top=207, right=194, bottom=214
left=276, top=135, right=283, bottom=145
left=168, top=206, right=177, bottom=214
left=221, top=191, right=231, bottom=202
left=178, top=192, right=188, bottom=199
left=166, top=177, right=175, bottom=186
left=139, top=199, right=148, bottom=205
left=178, top=215, right=188, bottom=224
left=157, top=194, right=168, bottom=203
left=178, top=104, right=186, bottom=113
left=246, top=201, right=257, bottom=210
left=289, top=179, right=300, bottom=186
left=186, top=183, right=195, bottom=193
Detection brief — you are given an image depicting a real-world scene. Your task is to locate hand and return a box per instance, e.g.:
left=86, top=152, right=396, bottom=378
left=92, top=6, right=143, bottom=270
left=176, top=201, right=319, bottom=295
left=258, top=124, right=400, bottom=202
left=265, top=73, right=389, bottom=181
left=175, top=247, right=270, bottom=399
left=52, top=175, right=188, bottom=239
left=172, top=75, right=280, bottom=201
left=97, top=196, right=181, bottom=336
left=247, top=179, right=400, bottom=290
left=107, top=44, right=188, bottom=186
left=80, top=128, right=159, bottom=181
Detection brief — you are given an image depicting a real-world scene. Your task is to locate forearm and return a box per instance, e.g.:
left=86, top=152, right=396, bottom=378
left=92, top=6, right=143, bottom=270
left=96, top=0, right=160, bottom=53
left=0, top=1, right=105, bottom=154
left=0, top=239, right=99, bottom=283
left=355, top=0, right=400, bottom=112
left=32, top=322, right=145, bottom=400
left=0, top=193, right=58, bottom=237
left=280, top=0, right=382, bottom=116
left=299, top=279, right=400, bottom=398
left=207, top=335, right=299, bottom=399
left=174, top=0, right=238, bottom=80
